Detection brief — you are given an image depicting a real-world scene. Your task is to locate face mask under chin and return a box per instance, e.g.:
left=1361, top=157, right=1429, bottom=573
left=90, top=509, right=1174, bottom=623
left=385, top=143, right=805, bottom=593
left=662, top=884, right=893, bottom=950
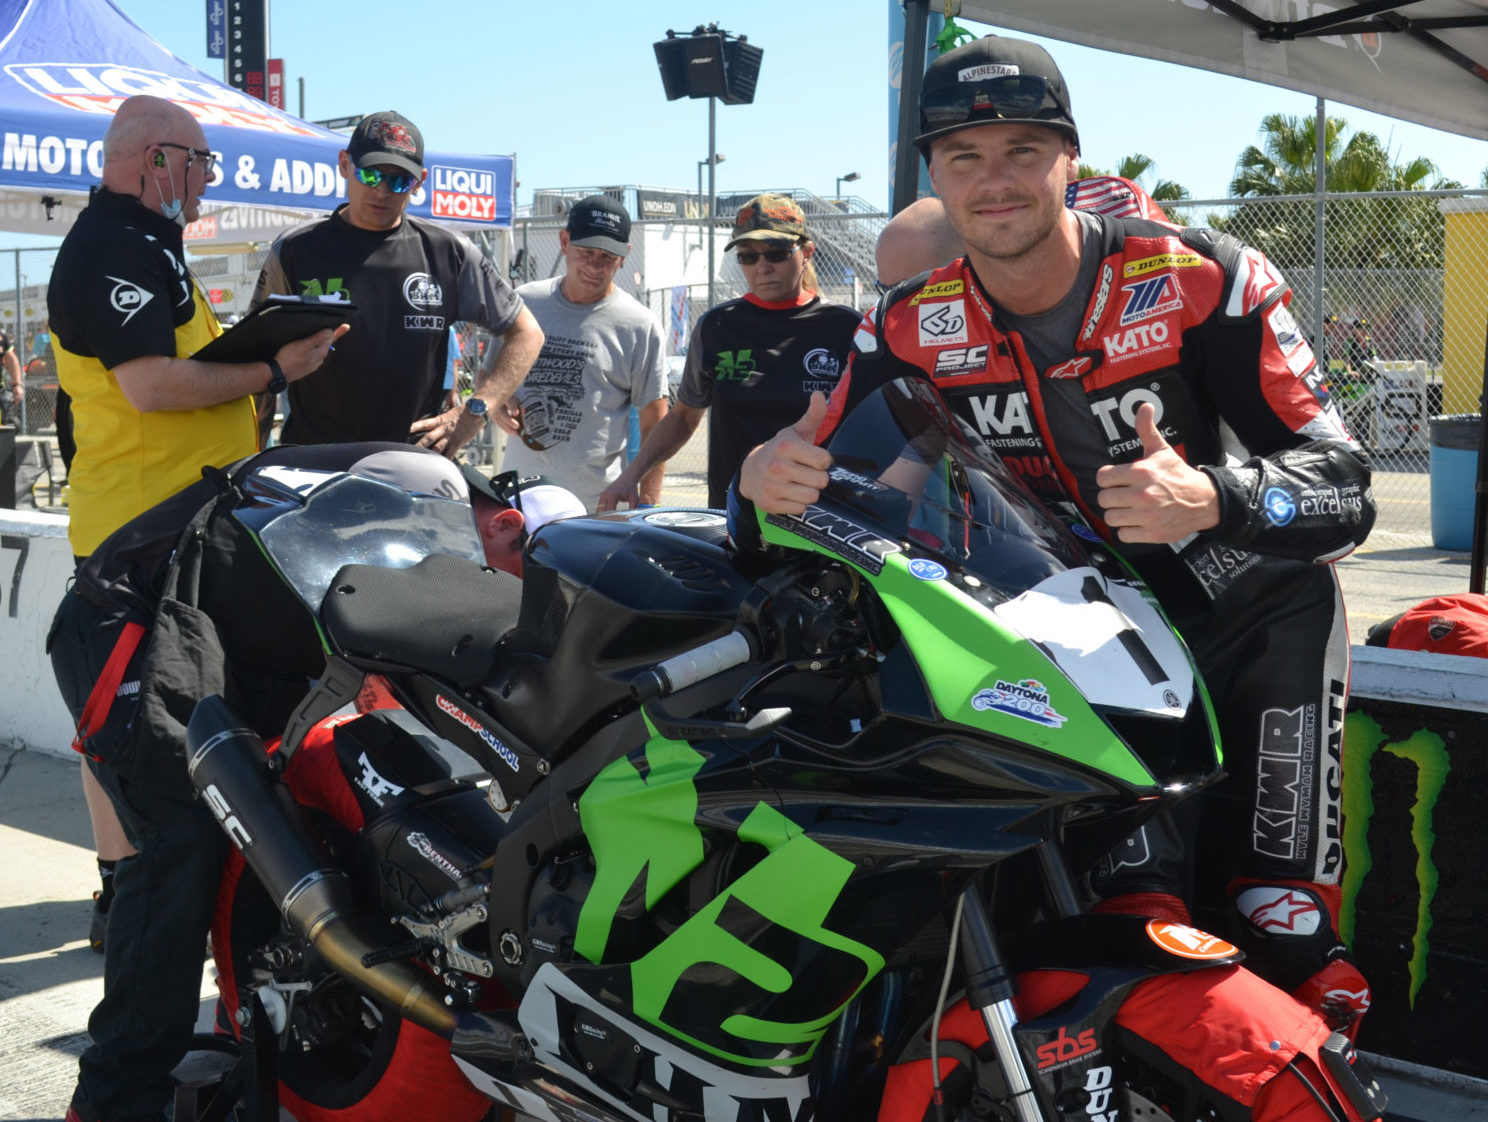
left=153, top=168, right=186, bottom=226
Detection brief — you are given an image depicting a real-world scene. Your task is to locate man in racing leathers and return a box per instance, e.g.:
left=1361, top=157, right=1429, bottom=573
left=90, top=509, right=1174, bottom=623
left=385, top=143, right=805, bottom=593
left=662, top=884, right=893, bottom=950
left=737, top=34, right=1375, bottom=1040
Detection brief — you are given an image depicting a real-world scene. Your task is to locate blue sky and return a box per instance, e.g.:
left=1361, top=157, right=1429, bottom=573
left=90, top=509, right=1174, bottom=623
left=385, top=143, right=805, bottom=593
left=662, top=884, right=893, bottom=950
left=27, top=0, right=1488, bottom=228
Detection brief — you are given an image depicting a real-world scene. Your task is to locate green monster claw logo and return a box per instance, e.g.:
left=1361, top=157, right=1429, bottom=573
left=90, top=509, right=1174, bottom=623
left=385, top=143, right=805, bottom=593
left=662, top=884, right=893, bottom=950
left=1341, top=712, right=1450, bottom=1006
left=575, top=727, right=883, bottom=1066
left=298, top=278, right=350, bottom=299
left=713, top=349, right=756, bottom=381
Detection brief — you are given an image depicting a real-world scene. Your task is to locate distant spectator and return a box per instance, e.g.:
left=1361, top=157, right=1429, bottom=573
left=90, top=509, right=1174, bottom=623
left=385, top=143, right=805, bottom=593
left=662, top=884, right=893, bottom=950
left=0, top=331, right=21, bottom=426
left=495, top=196, right=669, bottom=509
left=598, top=193, right=859, bottom=510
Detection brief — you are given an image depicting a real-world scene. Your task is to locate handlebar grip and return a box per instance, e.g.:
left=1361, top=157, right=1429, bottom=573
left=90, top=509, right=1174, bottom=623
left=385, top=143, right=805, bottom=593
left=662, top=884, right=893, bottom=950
left=631, top=631, right=753, bottom=702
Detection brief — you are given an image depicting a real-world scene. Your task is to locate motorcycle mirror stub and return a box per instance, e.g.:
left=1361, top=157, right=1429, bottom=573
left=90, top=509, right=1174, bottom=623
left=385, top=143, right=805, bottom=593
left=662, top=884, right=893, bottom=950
left=1145, top=921, right=1240, bottom=961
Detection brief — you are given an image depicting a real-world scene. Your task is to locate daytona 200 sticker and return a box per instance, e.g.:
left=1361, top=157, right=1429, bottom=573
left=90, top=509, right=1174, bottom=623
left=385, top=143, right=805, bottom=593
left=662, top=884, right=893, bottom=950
left=971, top=679, right=1067, bottom=728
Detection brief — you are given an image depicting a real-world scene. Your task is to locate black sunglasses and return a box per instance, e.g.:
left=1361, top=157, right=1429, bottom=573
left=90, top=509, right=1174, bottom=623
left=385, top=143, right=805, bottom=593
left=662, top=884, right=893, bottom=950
left=920, top=74, right=1063, bottom=131
left=354, top=166, right=417, bottom=194
left=735, top=245, right=799, bottom=266
left=157, top=141, right=217, bottom=176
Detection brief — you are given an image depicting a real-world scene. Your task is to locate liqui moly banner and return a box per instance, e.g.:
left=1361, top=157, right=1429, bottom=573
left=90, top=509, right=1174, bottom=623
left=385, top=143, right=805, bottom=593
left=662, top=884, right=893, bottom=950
left=0, top=0, right=513, bottom=227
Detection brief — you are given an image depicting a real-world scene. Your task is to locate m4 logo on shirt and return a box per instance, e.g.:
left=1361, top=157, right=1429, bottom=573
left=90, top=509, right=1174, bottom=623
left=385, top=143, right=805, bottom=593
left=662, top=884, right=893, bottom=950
left=300, top=278, right=349, bottom=299
left=714, top=349, right=756, bottom=381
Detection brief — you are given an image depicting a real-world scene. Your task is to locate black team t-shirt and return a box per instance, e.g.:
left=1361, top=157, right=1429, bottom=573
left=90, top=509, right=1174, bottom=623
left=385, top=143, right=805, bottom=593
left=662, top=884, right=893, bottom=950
left=678, top=293, right=861, bottom=507
left=253, top=207, right=523, bottom=445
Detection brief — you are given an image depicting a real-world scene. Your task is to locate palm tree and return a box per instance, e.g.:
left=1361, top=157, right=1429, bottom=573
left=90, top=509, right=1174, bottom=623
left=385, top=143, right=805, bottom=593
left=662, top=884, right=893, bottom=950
left=1221, top=112, right=1451, bottom=290
left=1230, top=112, right=1444, bottom=197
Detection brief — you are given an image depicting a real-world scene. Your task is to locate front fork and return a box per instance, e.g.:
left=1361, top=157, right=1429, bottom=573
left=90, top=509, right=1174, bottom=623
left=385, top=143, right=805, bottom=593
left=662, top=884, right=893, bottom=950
left=962, top=840, right=1084, bottom=1122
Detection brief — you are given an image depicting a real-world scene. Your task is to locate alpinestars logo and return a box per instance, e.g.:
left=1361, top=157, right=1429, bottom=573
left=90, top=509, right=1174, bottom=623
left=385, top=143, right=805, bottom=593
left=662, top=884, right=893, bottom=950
left=1079, top=264, right=1113, bottom=343
left=1237, top=885, right=1322, bottom=936
left=107, top=276, right=153, bottom=324
left=1047, top=356, right=1092, bottom=380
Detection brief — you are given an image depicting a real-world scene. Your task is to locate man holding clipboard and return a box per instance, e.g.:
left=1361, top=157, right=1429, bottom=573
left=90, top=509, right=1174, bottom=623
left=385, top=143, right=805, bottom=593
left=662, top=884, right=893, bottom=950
left=45, top=95, right=347, bottom=1122
left=49, top=95, right=347, bottom=560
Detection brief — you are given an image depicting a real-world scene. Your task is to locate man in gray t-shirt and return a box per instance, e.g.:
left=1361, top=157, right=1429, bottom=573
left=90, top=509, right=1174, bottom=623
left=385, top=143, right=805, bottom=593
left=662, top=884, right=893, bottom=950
left=494, top=195, right=668, bottom=508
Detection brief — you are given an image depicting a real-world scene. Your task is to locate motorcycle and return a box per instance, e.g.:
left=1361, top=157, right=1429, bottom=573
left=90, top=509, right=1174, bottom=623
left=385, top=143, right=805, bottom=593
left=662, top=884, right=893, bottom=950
left=187, top=377, right=1385, bottom=1122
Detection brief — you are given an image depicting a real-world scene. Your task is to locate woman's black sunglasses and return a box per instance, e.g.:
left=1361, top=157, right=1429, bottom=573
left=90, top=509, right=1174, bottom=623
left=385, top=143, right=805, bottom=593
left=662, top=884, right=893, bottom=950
left=736, top=245, right=800, bottom=266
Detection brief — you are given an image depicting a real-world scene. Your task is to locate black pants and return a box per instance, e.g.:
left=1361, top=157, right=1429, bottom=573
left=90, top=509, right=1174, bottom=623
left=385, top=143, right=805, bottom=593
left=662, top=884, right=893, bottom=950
left=1092, top=559, right=1352, bottom=991
left=50, top=590, right=227, bottom=1119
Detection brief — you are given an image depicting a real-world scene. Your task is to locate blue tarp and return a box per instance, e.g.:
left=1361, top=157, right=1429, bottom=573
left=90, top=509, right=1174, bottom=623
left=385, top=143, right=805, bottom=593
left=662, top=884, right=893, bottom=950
left=0, top=0, right=513, bottom=234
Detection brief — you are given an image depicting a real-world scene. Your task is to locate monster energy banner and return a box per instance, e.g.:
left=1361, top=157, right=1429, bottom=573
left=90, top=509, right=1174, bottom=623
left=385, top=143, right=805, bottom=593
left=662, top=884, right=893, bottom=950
left=1343, top=685, right=1487, bottom=1077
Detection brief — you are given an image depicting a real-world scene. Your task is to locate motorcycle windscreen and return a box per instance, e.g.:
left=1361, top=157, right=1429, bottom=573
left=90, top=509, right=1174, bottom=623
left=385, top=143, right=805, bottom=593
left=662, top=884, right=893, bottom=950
left=821, top=377, right=1086, bottom=600
left=821, top=378, right=1195, bottom=718
left=234, top=472, right=485, bottom=616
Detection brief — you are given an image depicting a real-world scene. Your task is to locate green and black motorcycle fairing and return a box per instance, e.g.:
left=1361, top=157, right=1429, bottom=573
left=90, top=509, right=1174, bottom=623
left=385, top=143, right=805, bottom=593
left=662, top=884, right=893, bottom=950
left=190, top=377, right=1354, bottom=1122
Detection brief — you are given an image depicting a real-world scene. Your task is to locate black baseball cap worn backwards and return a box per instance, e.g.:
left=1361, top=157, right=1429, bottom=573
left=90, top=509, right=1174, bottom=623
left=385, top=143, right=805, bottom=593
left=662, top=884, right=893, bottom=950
left=915, top=35, right=1079, bottom=156
left=347, top=111, right=425, bottom=176
left=566, top=195, right=631, bottom=257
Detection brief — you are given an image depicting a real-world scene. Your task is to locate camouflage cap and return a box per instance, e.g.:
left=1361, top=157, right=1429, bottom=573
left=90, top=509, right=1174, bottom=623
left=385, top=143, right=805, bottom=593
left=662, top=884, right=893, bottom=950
left=726, top=193, right=807, bottom=250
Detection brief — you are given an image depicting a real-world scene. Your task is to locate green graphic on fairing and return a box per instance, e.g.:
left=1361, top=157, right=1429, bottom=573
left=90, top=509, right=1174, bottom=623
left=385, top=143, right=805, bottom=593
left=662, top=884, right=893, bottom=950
left=630, top=800, right=885, bottom=1065
left=574, top=725, right=705, bottom=965
left=759, top=513, right=1156, bottom=788
left=1341, top=712, right=1449, bottom=1006
left=575, top=724, right=884, bottom=1066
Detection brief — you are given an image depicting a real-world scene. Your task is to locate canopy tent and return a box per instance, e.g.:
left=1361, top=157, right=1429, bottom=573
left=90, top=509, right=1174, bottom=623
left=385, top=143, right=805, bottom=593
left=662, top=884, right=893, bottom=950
left=0, top=0, right=513, bottom=241
left=894, top=1, right=1488, bottom=209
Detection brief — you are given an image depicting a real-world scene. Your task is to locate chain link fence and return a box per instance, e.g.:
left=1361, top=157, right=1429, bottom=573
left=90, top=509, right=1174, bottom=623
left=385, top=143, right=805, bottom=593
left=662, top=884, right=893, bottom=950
left=1166, top=188, right=1488, bottom=544
left=511, top=185, right=1488, bottom=541
left=7, top=185, right=1485, bottom=540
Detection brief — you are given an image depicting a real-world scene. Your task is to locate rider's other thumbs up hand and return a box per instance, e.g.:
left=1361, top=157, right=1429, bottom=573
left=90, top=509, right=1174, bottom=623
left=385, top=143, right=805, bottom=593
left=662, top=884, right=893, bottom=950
left=740, top=391, right=833, bottom=515
left=1095, top=402, right=1219, bottom=543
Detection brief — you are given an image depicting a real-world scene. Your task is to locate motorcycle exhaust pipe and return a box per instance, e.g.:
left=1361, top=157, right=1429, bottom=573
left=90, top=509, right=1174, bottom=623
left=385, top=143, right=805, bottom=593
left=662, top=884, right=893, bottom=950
left=186, top=693, right=459, bottom=1037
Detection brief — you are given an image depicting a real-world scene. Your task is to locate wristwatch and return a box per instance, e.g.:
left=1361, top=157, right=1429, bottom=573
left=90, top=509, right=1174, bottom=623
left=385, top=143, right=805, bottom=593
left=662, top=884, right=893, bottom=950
left=264, top=358, right=287, bottom=395
left=464, top=397, right=489, bottom=423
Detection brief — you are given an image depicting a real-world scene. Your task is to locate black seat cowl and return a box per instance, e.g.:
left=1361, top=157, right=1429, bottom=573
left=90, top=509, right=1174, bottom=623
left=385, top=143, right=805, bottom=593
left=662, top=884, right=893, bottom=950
left=321, top=554, right=523, bottom=688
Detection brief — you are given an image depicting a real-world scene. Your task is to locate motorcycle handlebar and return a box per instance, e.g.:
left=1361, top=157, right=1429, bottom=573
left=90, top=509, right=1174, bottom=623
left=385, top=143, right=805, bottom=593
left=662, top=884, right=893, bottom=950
left=631, top=630, right=753, bottom=702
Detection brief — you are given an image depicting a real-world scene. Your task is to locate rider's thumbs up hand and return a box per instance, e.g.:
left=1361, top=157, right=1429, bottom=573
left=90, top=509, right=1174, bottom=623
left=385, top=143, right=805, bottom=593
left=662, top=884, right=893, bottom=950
left=1095, top=402, right=1219, bottom=544
left=1135, top=401, right=1173, bottom=458
left=740, top=391, right=833, bottom=515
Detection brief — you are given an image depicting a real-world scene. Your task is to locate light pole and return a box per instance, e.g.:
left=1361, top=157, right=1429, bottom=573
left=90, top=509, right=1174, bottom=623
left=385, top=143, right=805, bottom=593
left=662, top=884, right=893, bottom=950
left=836, top=171, right=860, bottom=206
left=697, top=152, right=725, bottom=249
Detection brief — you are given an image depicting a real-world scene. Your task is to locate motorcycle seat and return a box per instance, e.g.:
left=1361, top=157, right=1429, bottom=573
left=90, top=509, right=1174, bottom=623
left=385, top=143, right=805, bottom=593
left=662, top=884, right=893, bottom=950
left=320, top=553, right=523, bottom=688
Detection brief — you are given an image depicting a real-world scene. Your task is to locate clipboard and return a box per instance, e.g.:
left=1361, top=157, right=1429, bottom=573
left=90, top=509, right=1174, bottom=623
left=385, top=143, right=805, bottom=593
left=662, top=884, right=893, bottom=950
left=192, top=296, right=357, bottom=365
